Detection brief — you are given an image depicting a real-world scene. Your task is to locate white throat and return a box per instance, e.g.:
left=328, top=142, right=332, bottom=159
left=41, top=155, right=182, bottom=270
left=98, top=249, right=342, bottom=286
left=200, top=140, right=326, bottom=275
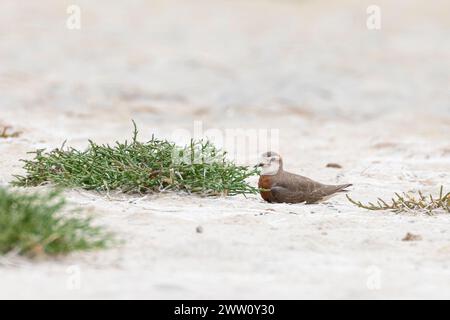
left=261, top=162, right=280, bottom=176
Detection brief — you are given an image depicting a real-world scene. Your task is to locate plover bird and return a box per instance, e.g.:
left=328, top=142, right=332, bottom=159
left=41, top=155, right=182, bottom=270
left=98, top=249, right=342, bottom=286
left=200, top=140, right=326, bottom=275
left=256, top=152, right=352, bottom=204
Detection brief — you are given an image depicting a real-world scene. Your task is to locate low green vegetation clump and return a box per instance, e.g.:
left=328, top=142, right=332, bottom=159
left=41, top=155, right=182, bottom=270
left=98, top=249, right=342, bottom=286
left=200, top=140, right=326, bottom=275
left=13, top=124, right=259, bottom=196
left=0, top=188, right=112, bottom=257
left=347, top=186, right=450, bottom=214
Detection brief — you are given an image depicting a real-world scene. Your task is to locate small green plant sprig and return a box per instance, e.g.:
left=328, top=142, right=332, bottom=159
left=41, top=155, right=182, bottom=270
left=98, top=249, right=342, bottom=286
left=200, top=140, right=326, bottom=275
left=13, top=123, right=259, bottom=196
left=0, top=188, right=112, bottom=257
left=347, top=186, right=450, bottom=214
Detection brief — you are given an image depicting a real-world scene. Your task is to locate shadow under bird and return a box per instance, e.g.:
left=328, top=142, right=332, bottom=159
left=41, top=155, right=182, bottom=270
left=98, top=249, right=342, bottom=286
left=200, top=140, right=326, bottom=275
left=256, top=152, right=352, bottom=204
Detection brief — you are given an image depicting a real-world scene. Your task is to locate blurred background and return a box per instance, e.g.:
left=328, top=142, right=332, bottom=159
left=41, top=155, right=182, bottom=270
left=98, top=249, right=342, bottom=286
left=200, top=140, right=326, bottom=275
left=0, top=0, right=449, bottom=173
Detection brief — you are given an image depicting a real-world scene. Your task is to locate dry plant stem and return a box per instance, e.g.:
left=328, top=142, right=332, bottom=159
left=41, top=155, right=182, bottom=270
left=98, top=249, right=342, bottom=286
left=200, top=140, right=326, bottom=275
left=0, top=126, right=21, bottom=138
left=347, top=186, right=450, bottom=214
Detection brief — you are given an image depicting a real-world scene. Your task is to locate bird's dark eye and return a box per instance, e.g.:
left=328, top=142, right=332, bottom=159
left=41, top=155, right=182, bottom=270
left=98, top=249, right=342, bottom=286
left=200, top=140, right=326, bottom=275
left=271, top=157, right=276, bottom=161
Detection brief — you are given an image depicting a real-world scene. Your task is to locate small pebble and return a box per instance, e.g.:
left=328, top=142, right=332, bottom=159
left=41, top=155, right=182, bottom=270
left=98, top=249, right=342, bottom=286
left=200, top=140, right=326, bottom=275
left=326, top=163, right=342, bottom=169
left=402, top=232, right=422, bottom=241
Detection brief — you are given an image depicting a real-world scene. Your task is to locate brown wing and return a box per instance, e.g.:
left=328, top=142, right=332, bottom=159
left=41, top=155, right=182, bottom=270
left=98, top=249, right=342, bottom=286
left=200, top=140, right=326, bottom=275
left=271, top=171, right=351, bottom=204
left=272, top=171, right=324, bottom=192
left=270, top=186, right=314, bottom=203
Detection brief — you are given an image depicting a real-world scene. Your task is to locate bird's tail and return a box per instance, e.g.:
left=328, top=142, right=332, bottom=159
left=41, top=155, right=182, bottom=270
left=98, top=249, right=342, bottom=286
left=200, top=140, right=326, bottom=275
left=335, top=183, right=352, bottom=193
left=323, top=183, right=352, bottom=195
left=318, top=184, right=352, bottom=202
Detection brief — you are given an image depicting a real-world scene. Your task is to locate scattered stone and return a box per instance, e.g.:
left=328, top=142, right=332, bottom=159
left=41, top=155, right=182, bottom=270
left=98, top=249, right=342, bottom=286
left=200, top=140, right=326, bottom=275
left=196, top=226, right=203, bottom=234
left=326, top=163, right=342, bottom=169
left=372, top=142, right=397, bottom=149
left=402, top=232, right=422, bottom=242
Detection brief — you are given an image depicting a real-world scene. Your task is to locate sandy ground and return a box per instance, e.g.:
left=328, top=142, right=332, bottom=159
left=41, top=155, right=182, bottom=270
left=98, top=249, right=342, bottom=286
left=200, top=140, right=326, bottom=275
left=0, top=0, right=449, bottom=299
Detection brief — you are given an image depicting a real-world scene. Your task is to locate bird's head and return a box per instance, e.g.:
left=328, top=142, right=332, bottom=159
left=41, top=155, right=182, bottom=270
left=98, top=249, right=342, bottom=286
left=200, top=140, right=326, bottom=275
left=255, top=151, right=283, bottom=175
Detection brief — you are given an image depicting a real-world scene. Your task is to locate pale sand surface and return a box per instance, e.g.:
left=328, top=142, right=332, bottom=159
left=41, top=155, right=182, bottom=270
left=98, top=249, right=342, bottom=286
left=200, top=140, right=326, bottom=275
left=0, top=0, right=449, bottom=299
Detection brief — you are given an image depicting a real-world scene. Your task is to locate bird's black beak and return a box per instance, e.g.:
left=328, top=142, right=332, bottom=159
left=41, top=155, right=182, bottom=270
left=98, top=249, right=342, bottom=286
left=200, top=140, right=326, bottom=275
left=254, top=163, right=264, bottom=168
